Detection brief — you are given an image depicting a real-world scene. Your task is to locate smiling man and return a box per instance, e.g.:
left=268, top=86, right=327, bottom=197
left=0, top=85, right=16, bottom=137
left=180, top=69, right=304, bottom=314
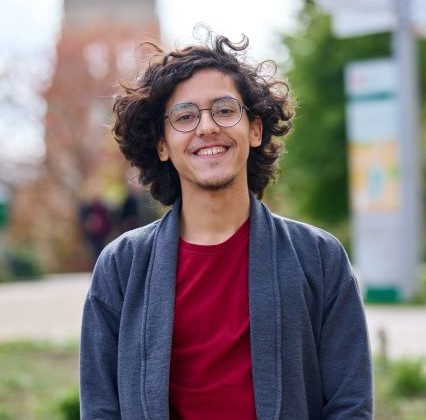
left=80, top=27, right=373, bottom=419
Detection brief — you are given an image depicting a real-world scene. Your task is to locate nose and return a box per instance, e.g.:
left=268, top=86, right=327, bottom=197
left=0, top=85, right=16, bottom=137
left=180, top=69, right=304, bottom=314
left=195, top=109, right=220, bottom=136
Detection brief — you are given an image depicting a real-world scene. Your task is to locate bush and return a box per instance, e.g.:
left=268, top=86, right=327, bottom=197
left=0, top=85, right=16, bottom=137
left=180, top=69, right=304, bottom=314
left=56, top=388, right=80, bottom=420
left=389, top=359, right=426, bottom=397
left=0, top=262, right=12, bottom=283
left=5, top=248, right=43, bottom=280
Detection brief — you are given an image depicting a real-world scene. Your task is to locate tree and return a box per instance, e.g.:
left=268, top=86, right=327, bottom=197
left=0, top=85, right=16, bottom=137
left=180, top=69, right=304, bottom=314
left=268, top=3, right=392, bottom=241
left=7, top=15, right=161, bottom=273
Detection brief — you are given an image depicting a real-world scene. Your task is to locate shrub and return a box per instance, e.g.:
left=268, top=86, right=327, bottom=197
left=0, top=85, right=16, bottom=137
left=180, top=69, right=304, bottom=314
left=5, top=248, right=43, bottom=280
left=56, top=388, right=80, bottom=420
left=389, top=359, right=426, bottom=397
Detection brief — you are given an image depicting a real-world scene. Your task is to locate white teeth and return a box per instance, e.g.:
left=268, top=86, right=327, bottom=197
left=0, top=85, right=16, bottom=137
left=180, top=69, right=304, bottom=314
left=196, top=146, right=226, bottom=157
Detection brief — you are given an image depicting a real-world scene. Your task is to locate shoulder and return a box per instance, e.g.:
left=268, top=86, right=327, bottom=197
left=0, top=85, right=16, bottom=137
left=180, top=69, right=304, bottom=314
left=88, top=220, right=161, bottom=302
left=252, top=196, right=346, bottom=254
left=102, top=219, right=161, bottom=260
left=95, top=204, right=178, bottom=275
left=268, top=211, right=355, bottom=293
left=272, top=214, right=345, bottom=256
left=252, top=197, right=349, bottom=265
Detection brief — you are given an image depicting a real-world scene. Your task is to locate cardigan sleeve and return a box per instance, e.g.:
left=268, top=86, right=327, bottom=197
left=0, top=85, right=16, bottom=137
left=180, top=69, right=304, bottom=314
left=263, top=208, right=374, bottom=418
left=319, top=274, right=374, bottom=419
left=79, top=251, right=123, bottom=420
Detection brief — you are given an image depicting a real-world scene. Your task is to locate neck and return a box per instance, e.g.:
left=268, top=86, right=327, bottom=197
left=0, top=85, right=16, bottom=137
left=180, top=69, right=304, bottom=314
left=179, top=188, right=251, bottom=245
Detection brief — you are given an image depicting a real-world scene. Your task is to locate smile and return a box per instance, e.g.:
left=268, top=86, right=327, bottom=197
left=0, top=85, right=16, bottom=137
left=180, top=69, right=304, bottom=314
left=195, top=146, right=228, bottom=157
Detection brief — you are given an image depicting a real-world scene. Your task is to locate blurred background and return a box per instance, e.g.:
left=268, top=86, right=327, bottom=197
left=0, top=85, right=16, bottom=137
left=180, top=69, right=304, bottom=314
left=0, top=0, right=300, bottom=277
left=1, top=0, right=426, bottom=418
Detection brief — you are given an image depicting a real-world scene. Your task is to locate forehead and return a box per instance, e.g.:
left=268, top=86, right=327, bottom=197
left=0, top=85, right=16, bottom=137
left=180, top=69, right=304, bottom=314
left=166, top=69, right=242, bottom=107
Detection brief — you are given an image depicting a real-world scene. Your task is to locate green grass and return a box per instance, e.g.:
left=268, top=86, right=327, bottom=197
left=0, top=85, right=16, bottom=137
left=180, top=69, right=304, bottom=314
left=374, top=357, right=426, bottom=419
left=0, top=340, right=426, bottom=419
left=0, top=340, right=79, bottom=419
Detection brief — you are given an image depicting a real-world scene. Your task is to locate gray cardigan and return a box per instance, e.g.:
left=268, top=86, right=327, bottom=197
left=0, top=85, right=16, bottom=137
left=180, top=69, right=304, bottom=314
left=80, top=197, right=373, bottom=419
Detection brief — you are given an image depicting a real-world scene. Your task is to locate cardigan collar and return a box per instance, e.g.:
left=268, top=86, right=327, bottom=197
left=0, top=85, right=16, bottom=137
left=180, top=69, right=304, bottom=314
left=140, top=195, right=282, bottom=419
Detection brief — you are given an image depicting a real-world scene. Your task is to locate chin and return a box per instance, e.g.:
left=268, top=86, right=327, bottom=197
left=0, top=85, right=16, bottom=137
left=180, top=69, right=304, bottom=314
left=198, top=177, right=235, bottom=192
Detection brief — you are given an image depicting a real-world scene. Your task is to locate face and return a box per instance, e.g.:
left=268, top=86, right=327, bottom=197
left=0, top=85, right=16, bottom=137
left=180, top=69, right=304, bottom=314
left=157, top=69, right=262, bottom=197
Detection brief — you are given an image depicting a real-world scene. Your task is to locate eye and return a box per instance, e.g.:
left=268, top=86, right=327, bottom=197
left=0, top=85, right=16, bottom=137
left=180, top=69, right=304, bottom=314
left=169, top=104, right=199, bottom=124
left=174, top=111, right=197, bottom=123
left=212, top=99, right=239, bottom=118
left=216, top=106, right=235, bottom=116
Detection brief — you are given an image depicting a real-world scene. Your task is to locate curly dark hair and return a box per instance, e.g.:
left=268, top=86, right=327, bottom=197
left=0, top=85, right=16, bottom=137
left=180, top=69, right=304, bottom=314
left=112, top=26, right=295, bottom=206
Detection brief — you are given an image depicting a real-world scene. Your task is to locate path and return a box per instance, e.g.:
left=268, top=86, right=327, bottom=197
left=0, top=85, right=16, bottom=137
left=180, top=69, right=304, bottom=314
left=1, top=273, right=426, bottom=359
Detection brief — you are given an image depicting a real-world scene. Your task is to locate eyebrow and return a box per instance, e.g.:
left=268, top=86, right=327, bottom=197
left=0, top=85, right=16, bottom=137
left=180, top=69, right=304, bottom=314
left=171, top=102, right=196, bottom=111
left=171, top=96, right=239, bottom=110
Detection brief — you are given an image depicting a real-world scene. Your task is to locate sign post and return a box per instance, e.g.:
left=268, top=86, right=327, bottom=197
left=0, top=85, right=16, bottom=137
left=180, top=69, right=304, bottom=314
left=390, top=0, right=421, bottom=301
left=318, top=0, right=422, bottom=301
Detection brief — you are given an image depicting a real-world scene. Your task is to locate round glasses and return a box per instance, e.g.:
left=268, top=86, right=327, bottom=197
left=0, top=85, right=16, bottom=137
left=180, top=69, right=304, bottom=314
left=164, top=97, right=249, bottom=133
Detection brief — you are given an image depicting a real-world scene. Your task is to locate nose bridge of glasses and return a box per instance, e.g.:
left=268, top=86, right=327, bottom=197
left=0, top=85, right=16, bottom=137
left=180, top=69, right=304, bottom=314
left=197, top=107, right=217, bottom=127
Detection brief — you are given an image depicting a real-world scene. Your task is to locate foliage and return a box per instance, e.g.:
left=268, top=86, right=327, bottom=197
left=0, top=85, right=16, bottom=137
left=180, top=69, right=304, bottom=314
left=374, top=356, right=426, bottom=419
left=0, top=262, right=12, bottom=284
left=389, top=359, right=426, bottom=397
left=0, top=339, right=426, bottom=418
left=0, top=340, right=79, bottom=419
left=0, top=248, right=43, bottom=284
left=4, top=14, right=160, bottom=274
left=55, top=389, right=80, bottom=420
left=6, top=248, right=43, bottom=280
left=272, top=3, right=394, bottom=234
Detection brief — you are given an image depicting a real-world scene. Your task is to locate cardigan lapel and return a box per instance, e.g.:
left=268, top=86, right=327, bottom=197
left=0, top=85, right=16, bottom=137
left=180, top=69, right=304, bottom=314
left=140, top=204, right=180, bottom=419
left=139, top=197, right=283, bottom=419
left=249, top=196, right=283, bottom=419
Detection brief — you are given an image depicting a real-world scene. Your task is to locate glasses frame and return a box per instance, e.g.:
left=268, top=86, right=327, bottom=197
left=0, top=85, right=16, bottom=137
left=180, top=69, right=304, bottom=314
left=164, top=98, right=249, bottom=133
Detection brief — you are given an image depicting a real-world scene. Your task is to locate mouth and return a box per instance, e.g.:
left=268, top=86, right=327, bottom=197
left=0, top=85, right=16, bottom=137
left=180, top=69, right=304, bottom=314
left=194, top=146, right=228, bottom=157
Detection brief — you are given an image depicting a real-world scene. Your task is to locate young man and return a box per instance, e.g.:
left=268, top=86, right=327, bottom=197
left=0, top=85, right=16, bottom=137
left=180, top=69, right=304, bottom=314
left=80, top=29, right=373, bottom=419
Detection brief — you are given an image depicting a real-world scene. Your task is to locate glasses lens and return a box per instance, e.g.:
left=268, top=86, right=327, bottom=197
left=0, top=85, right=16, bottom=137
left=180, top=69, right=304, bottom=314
left=211, top=98, right=242, bottom=127
left=166, top=98, right=245, bottom=132
left=168, top=103, right=199, bottom=132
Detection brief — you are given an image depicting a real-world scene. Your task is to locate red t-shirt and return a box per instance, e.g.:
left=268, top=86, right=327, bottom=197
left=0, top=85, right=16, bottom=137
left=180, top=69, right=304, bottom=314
left=169, top=219, right=256, bottom=419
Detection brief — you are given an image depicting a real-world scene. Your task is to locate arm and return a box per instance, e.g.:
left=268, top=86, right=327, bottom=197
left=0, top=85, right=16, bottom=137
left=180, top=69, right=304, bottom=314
left=319, top=275, right=374, bottom=419
left=80, top=259, right=123, bottom=419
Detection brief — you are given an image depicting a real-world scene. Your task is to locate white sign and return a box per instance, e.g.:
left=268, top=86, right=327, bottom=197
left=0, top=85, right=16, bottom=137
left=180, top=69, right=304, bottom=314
left=345, top=58, right=406, bottom=301
left=345, top=58, right=397, bottom=97
left=317, top=0, right=426, bottom=37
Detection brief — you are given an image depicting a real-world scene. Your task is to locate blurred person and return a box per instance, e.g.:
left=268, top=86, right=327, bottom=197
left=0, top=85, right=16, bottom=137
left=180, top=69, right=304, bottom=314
left=79, top=196, right=112, bottom=265
left=119, top=182, right=160, bottom=232
left=80, top=27, right=373, bottom=419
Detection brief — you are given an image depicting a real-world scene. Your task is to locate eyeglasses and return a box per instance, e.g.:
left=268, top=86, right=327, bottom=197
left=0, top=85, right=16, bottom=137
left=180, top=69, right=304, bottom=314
left=164, top=97, right=249, bottom=133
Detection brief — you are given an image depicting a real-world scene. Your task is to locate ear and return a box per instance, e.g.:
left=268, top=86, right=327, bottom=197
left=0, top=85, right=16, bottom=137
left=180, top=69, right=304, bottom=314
left=249, top=117, right=263, bottom=147
left=156, top=139, right=170, bottom=161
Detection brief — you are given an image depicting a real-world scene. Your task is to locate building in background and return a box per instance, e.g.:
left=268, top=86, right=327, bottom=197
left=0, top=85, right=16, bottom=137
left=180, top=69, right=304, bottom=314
left=9, top=0, right=160, bottom=272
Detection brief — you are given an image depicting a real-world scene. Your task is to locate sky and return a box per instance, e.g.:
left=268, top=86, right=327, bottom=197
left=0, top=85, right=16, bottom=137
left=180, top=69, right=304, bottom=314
left=0, top=0, right=302, bottom=173
left=0, top=0, right=63, bottom=170
left=156, top=0, right=302, bottom=60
